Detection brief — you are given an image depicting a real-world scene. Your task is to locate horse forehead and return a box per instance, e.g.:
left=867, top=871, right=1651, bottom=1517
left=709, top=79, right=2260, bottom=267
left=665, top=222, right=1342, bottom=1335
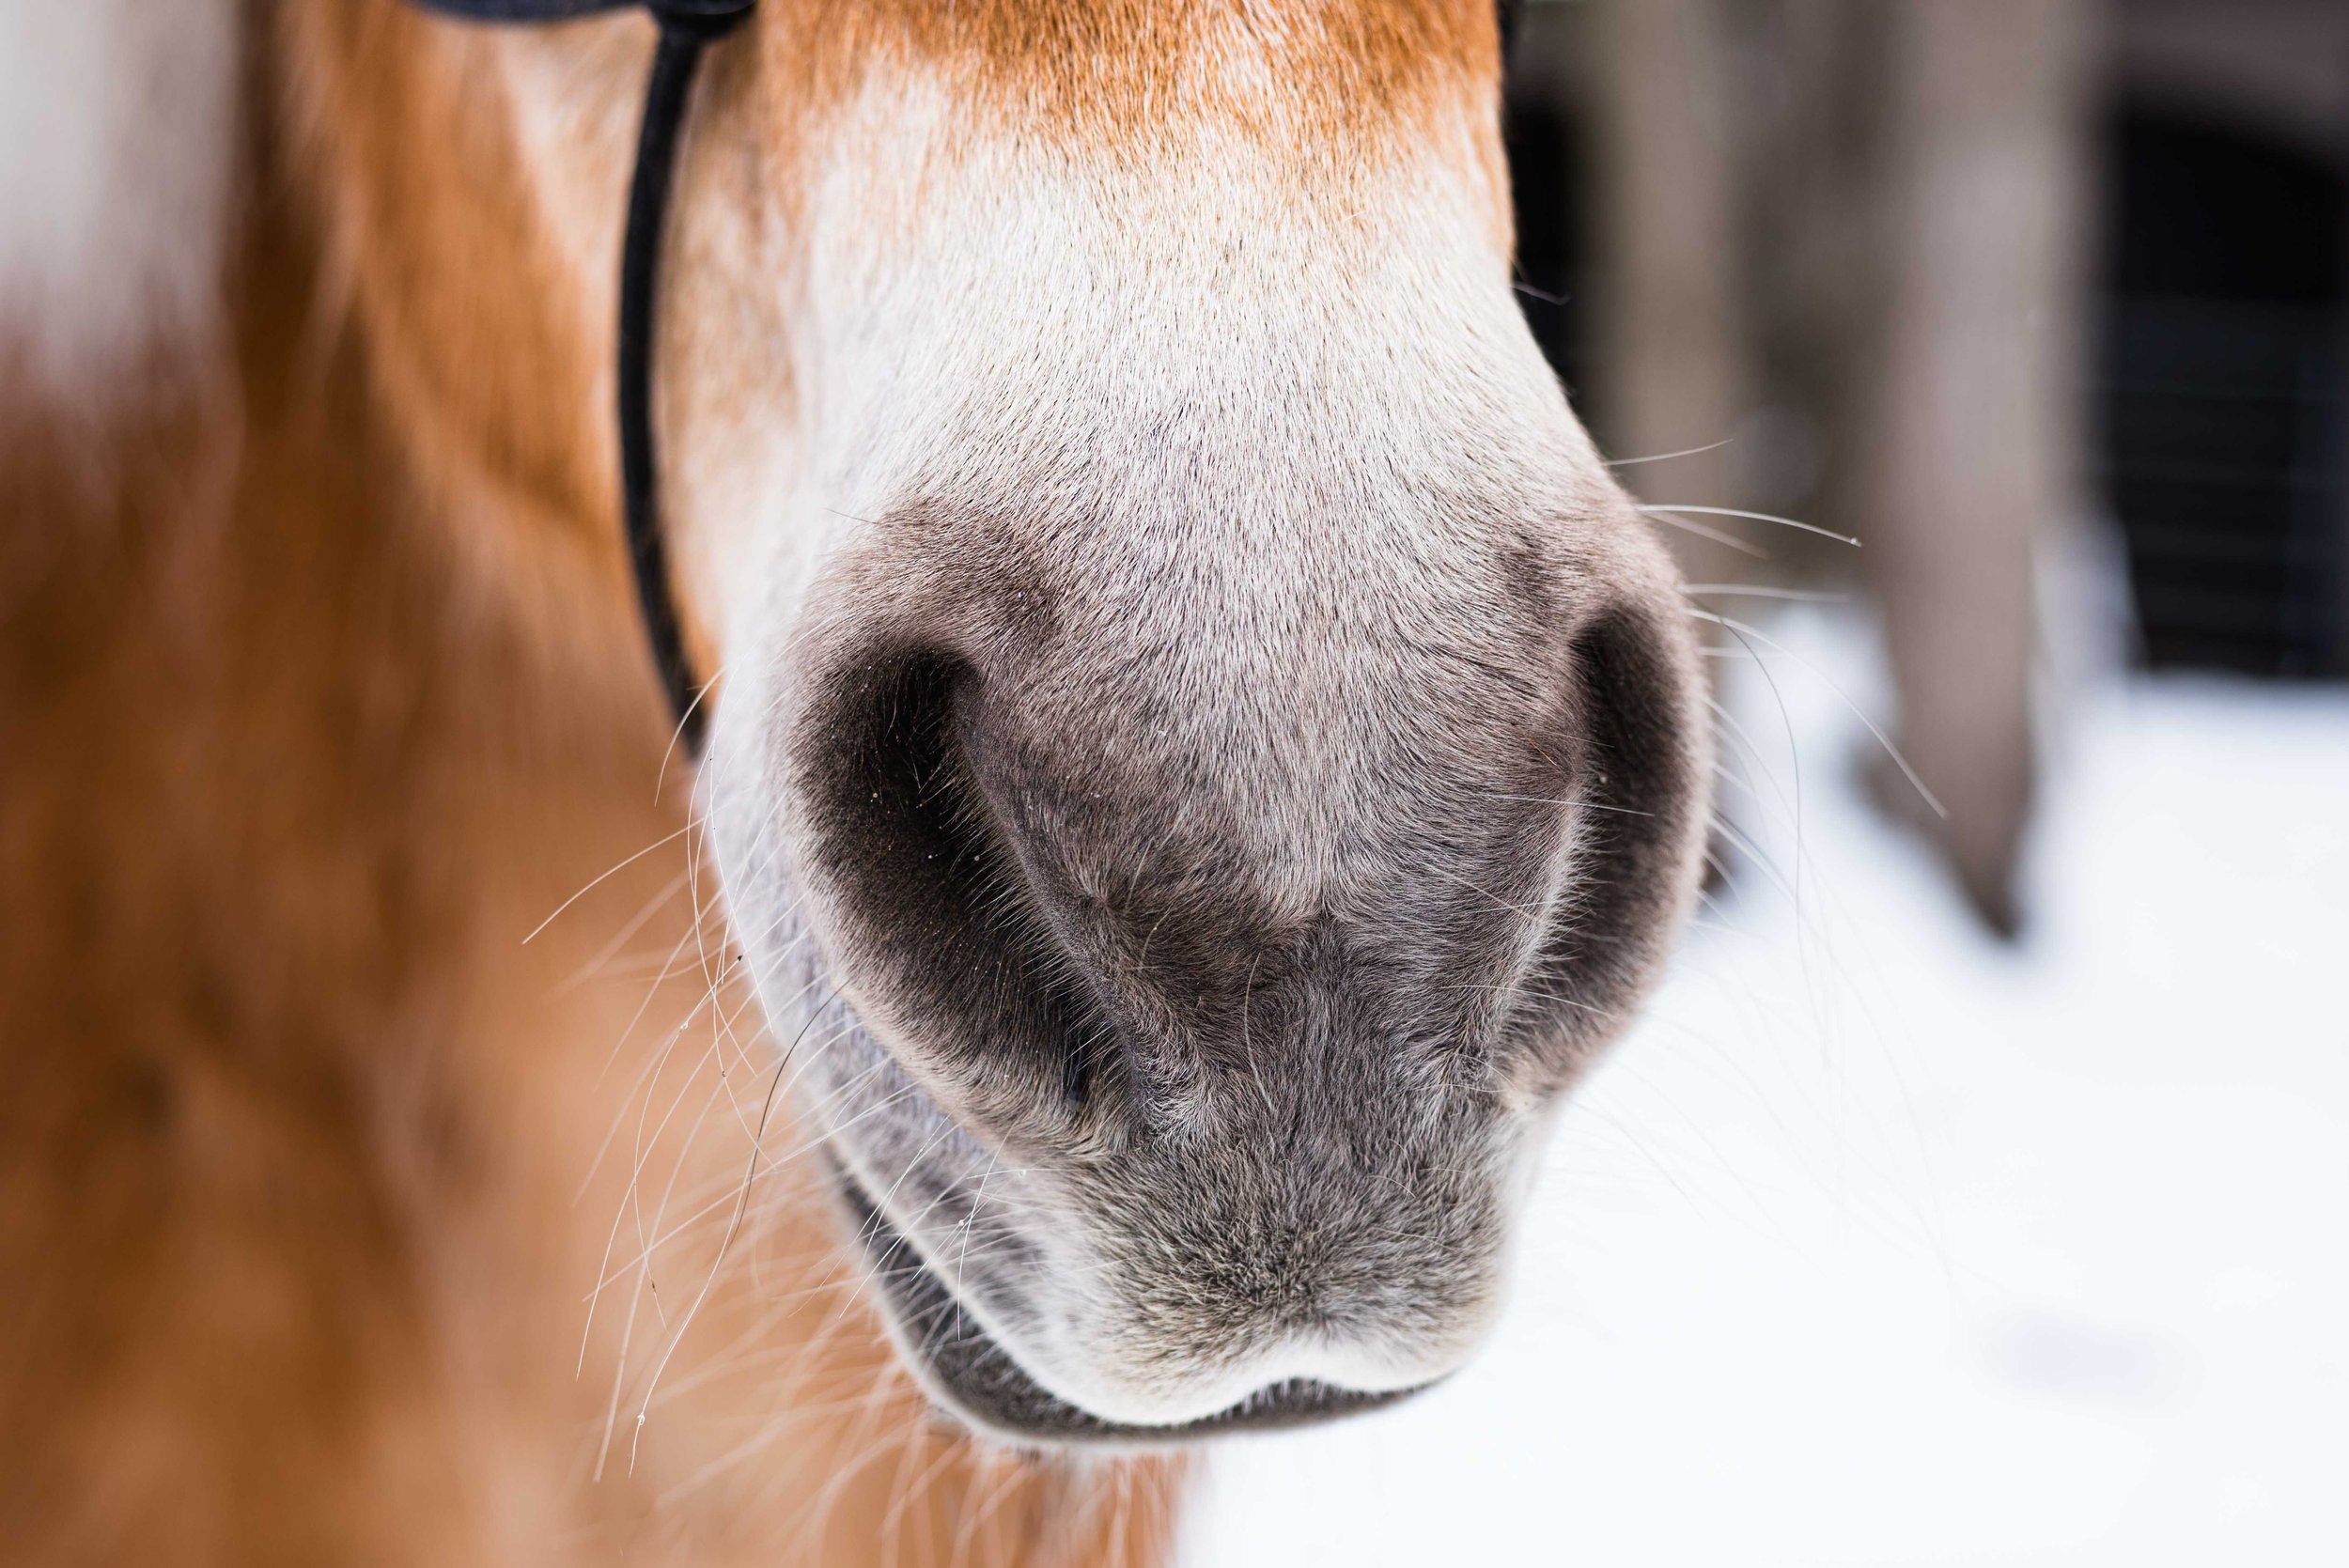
left=768, top=0, right=1497, bottom=142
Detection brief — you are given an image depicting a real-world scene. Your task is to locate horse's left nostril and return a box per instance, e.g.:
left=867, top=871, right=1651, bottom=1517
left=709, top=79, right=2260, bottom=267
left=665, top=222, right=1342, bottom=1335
left=1531, top=599, right=1710, bottom=1020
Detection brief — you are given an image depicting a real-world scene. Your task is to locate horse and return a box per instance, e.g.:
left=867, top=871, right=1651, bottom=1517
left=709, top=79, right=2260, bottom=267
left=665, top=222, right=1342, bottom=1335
left=0, top=2, right=1708, bottom=1562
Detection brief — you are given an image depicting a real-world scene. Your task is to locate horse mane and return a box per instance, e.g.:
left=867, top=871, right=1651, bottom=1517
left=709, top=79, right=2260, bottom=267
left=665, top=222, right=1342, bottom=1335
left=0, top=7, right=1182, bottom=1562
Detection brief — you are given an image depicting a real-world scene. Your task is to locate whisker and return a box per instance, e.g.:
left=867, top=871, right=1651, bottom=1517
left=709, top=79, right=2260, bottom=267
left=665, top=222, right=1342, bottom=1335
left=554, top=868, right=692, bottom=995
left=624, top=1042, right=797, bottom=1474
left=1686, top=609, right=1949, bottom=819
left=1681, top=583, right=1850, bottom=603
left=1606, top=437, right=1735, bottom=467
left=1426, top=862, right=1547, bottom=918
left=524, top=824, right=692, bottom=944
left=578, top=986, right=720, bottom=1363
left=1640, top=503, right=1859, bottom=548
left=655, top=661, right=727, bottom=804
left=1641, top=509, right=1770, bottom=559
left=1481, top=790, right=1656, bottom=818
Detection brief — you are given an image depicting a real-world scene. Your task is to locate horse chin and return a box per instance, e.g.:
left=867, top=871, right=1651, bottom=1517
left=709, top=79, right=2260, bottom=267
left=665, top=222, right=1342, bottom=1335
left=825, top=1157, right=1427, bottom=1450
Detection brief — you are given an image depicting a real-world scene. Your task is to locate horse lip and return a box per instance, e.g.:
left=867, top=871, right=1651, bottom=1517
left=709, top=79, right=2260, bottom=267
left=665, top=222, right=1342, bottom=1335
left=826, top=1157, right=1426, bottom=1447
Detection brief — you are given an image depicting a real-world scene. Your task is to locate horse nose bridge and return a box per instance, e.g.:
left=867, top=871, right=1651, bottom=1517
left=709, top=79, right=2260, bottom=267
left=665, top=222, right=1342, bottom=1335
left=1065, top=896, right=1517, bottom=1127
left=931, top=629, right=1618, bottom=1082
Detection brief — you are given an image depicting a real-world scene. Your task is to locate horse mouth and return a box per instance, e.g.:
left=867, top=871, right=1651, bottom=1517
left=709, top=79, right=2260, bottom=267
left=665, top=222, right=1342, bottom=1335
left=829, top=1161, right=1424, bottom=1448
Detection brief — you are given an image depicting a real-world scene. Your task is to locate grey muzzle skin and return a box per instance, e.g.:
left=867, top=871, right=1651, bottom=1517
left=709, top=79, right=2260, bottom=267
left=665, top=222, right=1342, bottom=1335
left=712, top=522, right=1706, bottom=1443
left=832, top=1155, right=1426, bottom=1446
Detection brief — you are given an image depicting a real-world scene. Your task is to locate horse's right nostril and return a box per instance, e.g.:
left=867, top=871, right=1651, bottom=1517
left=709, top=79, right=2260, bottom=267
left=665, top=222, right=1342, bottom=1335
left=794, top=648, right=1108, bottom=1125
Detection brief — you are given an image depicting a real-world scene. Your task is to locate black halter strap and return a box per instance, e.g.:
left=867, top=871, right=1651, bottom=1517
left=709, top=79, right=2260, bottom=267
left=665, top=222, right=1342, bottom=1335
left=407, top=0, right=754, bottom=758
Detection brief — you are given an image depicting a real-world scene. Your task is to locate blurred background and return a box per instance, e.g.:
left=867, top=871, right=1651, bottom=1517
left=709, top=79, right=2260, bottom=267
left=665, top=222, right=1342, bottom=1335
left=1190, top=0, right=2348, bottom=1561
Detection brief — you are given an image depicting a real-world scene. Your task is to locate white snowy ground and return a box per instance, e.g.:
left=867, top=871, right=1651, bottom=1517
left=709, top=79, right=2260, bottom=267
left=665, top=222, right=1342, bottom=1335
left=1182, top=611, right=2349, bottom=1567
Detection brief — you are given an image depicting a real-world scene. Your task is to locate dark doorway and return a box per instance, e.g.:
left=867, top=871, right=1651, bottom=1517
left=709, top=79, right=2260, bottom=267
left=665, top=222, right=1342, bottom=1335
left=2099, top=106, right=2348, bottom=676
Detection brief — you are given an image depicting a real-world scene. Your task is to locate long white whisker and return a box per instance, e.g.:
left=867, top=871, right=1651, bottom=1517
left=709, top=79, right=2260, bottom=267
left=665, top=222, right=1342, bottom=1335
left=1606, top=437, right=1735, bottom=467
left=1481, top=790, right=1656, bottom=818
left=624, top=1044, right=795, bottom=1475
left=1641, top=503, right=1859, bottom=548
left=1681, top=583, right=1850, bottom=603
left=1643, top=509, right=1770, bottom=558
left=655, top=662, right=727, bottom=805
left=524, top=824, right=692, bottom=944
left=1686, top=609, right=1949, bottom=819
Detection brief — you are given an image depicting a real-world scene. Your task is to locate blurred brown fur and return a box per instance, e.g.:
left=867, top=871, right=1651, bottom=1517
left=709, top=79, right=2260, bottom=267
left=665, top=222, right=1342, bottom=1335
left=0, top=5, right=1182, bottom=1562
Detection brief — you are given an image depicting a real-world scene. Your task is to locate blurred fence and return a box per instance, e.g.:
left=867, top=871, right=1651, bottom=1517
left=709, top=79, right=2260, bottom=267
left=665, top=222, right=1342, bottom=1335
left=1504, top=0, right=2349, bottom=929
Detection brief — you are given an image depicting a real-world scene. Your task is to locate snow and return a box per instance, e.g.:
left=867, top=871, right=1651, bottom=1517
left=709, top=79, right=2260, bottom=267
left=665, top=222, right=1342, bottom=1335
left=1182, top=611, right=2349, bottom=1567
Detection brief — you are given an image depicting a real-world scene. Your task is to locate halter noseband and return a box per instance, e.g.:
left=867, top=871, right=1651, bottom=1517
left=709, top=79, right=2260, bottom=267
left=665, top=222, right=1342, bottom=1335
left=399, top=0, right=1523, bottom=763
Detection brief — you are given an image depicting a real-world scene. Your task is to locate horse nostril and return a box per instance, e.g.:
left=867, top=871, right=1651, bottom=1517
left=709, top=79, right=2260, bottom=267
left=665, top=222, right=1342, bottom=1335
left=793, top=647, right=1107, bottom=1123
left=1532, top=601, right=1709, bottom=1020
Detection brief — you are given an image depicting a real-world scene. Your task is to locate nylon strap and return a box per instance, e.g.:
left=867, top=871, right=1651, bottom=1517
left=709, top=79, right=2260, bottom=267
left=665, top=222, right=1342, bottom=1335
left=406, top=0, right=754, bottom=756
